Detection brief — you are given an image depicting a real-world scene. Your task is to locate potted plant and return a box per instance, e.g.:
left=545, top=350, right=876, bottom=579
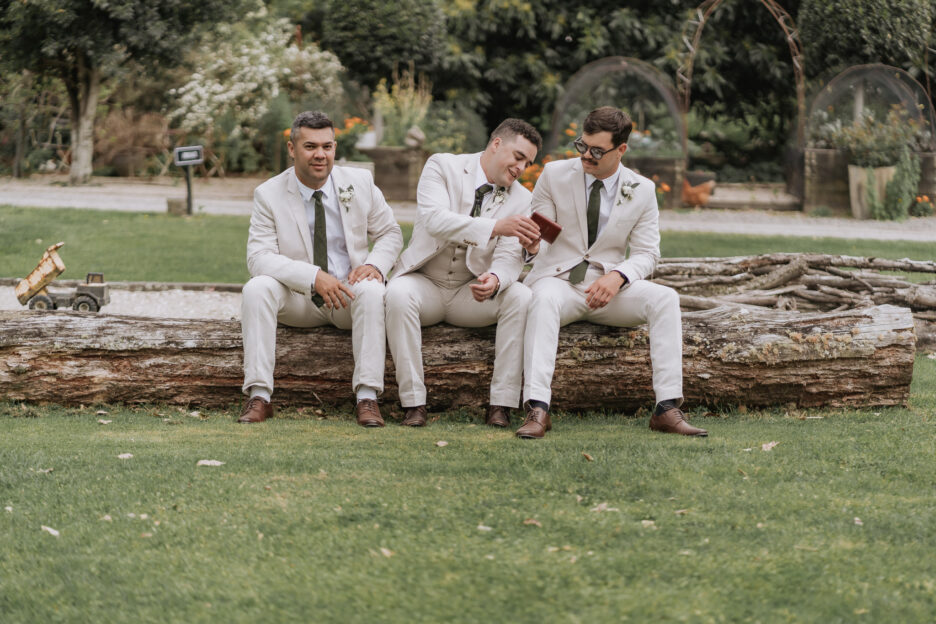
left=825, top=108, right=918, bottom=219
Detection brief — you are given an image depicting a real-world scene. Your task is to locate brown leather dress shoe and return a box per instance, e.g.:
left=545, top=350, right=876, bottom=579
left=401, top=405, right=427, bottom=427
left=516, top=406, right=551, bottom=439
left=237, top=397, right=273, bottom=423
left=356, top=399, right=385, bottom=427
left=485, top=405, right=511, bottom=428
left=649, top=407, right=708, bottom=437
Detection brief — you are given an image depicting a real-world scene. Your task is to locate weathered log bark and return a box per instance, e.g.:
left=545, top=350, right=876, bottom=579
left=0, top=305, right=915, bottom=412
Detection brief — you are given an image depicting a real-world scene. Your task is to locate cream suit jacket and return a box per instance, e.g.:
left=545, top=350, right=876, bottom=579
left=391, top=152, right=532, bottom=290
left=525, top=157, right=660, bottom=288
left=246, top=166, right=403, bottom=294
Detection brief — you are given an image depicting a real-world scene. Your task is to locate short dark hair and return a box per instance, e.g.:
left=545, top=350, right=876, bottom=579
left=488, top=118, right=543, bottom=152
left=583, top=107, right=633, bottom=147
left=291, top=111, right=334, bottom=142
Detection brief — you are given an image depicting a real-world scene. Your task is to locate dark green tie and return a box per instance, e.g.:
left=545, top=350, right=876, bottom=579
left=569, top=179, right=603, bottom=284
left=312, top=190, right=328, bottom=306
left=472, top=183, right=493, bottom=217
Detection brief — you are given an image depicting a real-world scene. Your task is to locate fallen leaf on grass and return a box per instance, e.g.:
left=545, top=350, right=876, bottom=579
left=854, top=608, right=869, bottom=615
left=741, top=448, right=753, bottom=452
left=196, top=460, right=225, bottom=467
left=547, top=546, right=559, bottom=552
left=189, top=411, right=201, bottom=418
left=435, top=441, right=448, bottom=447
left=141, top=533, right=153, bottom=538
left=117, top=453, right=133, bottom=459
left=523, top=518, right=542, bottom=527
left=97, top=419, right=112, bottom=425
left=590, top=502, right=619, bottom=512
left=101, top=515, right=112, bottom=522
left=805, top=416, right=823, bottom=420
left=641, top=520, right=656, bottom=528
left=477, top=524, right=493, bottom=532
left=37, top=467, right=53, bottom=473
left=379, top=547, right=394, bottom=558
left=679, top=550, right=693, bottom=556
left=926, top=353, right=935, bottom=360
left=5, top=506, right=12, bottom=512
left=761, top=441, right=779, bottom=451
left=854, top=517, right=864, bottom=526
left=582, top=452, right=594, bottom=462
left=794, top=544, right=819, bottom=552
left=41, top=525, right=60, bottom=537
left=674, top=509, right=689, bottom=516
left=96, top=410, right=108, bottom=416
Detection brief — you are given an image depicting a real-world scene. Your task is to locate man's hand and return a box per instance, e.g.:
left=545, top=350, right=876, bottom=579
left=469, top=272, right=500, bottom=302
left=491, top=215, right=540, bottom=247
left=523, top=239, right=541, bottom=255
left=314, top=271, right=356, bottom=309
left=584, top=271, right=626, bottom=310
left=348, top=264, right=382, bottom=284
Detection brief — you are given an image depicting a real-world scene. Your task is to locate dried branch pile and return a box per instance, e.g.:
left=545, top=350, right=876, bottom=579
left=654, top=254, right=936, bottom=349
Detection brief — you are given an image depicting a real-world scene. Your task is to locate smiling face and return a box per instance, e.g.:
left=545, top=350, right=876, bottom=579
left=288, top=126, right=336, bottom=189
left=578, top=130, right=627, bottom=180
left=480, top=134, right=538, bottom=188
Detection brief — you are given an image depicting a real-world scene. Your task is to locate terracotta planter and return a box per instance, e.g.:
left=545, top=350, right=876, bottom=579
left=847, top=164, right=896, bottom=219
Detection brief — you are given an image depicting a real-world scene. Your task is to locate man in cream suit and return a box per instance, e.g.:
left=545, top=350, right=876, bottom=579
left=385, top=119, right=542, bottom=428
left=517, top=106, right=707, bottom=439
left=238, top=111, right=403, bottom=426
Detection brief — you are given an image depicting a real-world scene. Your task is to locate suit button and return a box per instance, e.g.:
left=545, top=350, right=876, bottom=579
left=584, top=254, right=590, bottom=259
left=556, top=267, right=561, bottom=272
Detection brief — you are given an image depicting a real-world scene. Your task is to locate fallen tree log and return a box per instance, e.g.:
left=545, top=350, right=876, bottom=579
left=0, top=305, right=915, bottom=412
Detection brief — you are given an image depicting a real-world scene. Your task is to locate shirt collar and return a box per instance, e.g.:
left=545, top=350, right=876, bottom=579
left=295, top=172, right=334, bottom=203
left=584, top=166, right=621, bottom=195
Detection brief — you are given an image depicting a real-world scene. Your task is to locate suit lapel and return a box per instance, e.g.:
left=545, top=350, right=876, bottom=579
left=286, top=169, right=315, bottom=262
left=568, top=159, right=589, bottom=249
left=331, top=167, right=357, bottom=249
left=461, top=156, right=479, bottom=215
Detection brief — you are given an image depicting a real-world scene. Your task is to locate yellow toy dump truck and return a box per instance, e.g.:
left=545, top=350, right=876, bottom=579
left=15, top=242, right=110, bottom=312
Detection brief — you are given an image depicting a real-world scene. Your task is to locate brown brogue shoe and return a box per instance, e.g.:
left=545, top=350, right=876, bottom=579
left=356, top=399, right=385, bottom=428
left=649, top=407, right=708, bottom=437
left=401, top=405, right=428, bottom=427
left=237, top=397, right=273, bottom=423
left=516, top=406, right=551, bottom=439
left=485, top=405, right=511, bottom=428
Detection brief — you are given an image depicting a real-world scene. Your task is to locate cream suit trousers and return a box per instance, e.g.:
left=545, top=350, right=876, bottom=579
left=241, top=275, right=387, bottom=396
left=385, top=274, right=532, bottom=408
left=523, top=272, right=683, bottom=406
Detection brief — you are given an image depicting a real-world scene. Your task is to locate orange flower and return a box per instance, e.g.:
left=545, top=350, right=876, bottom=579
left=282, top=128, right=291, bottom=139
left=564, top=128, right=576, bottom=137
left=569, top=122, right=578, bottom=129
left=925, top=195, right=931, bottom=203
left=661, top=183, right=671, bottom=193
left=917, top=196, right=923, bottom=202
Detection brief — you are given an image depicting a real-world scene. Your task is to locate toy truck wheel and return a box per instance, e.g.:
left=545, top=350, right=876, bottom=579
left=28, top=294, right=55, bottom=310
left=72, top=295, right=99, bottom=313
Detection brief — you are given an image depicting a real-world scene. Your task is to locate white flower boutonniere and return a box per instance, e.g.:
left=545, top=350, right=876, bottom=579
left=490, top=186, right=507, bottom=210
left=338, top=185, right=355, bottom=212
left=617, top=181, right=640, bottom=204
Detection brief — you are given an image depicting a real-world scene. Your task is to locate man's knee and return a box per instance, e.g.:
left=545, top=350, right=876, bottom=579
left=500, top=281, right=532, bottom=311
left=385, top=278, right=416, bottom=313
left=242, top=275, right=283, bottom=308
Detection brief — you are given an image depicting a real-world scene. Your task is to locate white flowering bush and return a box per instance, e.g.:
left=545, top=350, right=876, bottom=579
left=169, top=9, right=344, bottom=172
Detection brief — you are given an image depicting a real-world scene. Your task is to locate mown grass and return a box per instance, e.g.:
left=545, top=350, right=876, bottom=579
left=1, top=204, right=932, bottom=284
left=1, top=354, right=934, bottom=622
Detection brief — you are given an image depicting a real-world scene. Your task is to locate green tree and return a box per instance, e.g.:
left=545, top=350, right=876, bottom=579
left=800, top=0, right=933, bottom=82
left=0, top=0, right=248, bottom=183
left=307, top=0, right=446, bottom=90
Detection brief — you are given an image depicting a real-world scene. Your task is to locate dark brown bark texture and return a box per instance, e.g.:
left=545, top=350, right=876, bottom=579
left=0, top=304, right=915, bottom=411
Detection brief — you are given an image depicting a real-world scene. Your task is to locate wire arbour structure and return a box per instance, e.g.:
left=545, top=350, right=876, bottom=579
left=676, top=0, right=805, bottom=150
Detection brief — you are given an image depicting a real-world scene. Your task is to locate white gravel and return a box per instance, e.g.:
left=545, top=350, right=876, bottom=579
left=0, top=286, right=241, bottom=320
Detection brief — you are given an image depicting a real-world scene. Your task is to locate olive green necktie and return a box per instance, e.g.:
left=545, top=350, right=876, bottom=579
left=311, top=190, right=328, bottom=306
left=569, top=179, right=603, bottom=284
left=472, top=183, right=493, bottom=217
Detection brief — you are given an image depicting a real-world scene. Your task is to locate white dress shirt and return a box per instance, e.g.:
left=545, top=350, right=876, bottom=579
left=296, top=174, right=352, bottom=283
left=584, top=168, right=622, bottom=237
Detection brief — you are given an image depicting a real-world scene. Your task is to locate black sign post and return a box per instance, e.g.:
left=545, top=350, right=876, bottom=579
left=172, top=146, right=204, bottom=216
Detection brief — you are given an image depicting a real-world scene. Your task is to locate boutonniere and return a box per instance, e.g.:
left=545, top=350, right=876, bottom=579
left=617, top=181, right=640, bottom=204
left=490, top=186, right=507, bottom=210
left=338, top=185, right=355, bottom=212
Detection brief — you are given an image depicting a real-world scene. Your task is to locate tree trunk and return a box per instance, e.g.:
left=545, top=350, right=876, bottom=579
left=62, top=54, right=100, bottom=185
left=0, top=305, right=915, bottom=412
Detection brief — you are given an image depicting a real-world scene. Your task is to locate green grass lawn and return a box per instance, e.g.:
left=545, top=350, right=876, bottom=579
left=1, top=354, right=934, bottom=622
left=1, top=204, right=933, bottom=283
